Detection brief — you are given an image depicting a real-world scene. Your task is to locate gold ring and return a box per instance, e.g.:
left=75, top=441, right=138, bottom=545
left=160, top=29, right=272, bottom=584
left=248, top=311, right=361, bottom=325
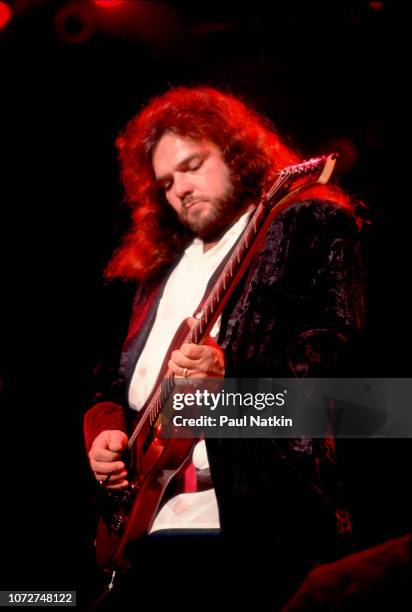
left=183, top=367, right=188, bottom=378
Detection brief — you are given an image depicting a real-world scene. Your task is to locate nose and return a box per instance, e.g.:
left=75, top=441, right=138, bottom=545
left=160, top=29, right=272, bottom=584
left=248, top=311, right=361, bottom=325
left=173, top=172, right=193, bottom=200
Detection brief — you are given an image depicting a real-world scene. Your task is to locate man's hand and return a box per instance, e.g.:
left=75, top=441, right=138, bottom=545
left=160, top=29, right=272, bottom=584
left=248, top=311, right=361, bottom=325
left=88, top=429, right=129, bottom=490
left=168, top=318, right=225, bottom=379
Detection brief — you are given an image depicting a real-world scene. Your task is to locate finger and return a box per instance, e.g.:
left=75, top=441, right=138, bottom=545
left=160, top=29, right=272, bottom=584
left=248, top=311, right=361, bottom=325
left=201, top=346, right=225, bottom=373
left=92, top=448, right=123, bottom=462
left=181, top=344, right=220, bottom=369
left=179, top=343, right=203, bottom=359
left=107, top=431, right=128, bottom=452
left=169, top=354, right=194, bottom=372
left=95, top=470, right=128, bottom=483
left=171, top=347, right=199, bottom=365
left=179, top=370, right=207, bottom=379
left=90, top=459, right=125, bottom=474
left=168, top=359, right=190, bottom=378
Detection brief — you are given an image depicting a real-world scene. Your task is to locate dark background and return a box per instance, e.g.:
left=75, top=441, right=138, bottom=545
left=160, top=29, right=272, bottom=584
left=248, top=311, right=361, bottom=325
left=0, top=1, right=409, bottom=607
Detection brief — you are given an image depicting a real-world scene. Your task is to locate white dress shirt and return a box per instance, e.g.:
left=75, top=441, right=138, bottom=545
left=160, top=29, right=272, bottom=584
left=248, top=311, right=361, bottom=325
left=128, top=211, right=251, bottom=532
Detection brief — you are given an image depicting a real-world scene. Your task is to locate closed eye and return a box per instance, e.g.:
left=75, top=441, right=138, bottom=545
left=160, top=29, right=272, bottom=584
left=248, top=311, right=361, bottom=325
left=162, top=180, right=173, bottom=192
left=188, top=159, right=203, bottom=172
left=156, top=152, right=208, bottom=192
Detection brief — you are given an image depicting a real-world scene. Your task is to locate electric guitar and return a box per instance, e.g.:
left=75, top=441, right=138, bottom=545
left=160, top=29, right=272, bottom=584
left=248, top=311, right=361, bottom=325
left=94, top=153, right=338, bottom=577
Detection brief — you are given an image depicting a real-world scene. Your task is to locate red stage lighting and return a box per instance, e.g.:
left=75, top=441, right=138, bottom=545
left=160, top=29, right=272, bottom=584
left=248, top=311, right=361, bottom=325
left=0, top=1, right=12, bottom=29
left=94, top=0, right=125, bottom=7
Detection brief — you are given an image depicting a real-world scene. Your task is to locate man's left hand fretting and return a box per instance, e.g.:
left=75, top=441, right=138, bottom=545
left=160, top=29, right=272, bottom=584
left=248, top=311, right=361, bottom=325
left=168, top=317, right=225, bottom=378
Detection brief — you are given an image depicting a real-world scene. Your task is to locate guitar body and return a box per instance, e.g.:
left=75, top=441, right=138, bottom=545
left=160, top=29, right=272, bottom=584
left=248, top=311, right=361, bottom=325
left=95, top=318, right=198, bottom=573
left=95, top=434, right=196, bottom=571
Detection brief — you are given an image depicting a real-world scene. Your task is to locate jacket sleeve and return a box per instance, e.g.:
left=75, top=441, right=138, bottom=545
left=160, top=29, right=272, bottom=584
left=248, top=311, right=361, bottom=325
left=283, top=201, right=365, bottom=377
left=83, top=400, right=128, bottom=452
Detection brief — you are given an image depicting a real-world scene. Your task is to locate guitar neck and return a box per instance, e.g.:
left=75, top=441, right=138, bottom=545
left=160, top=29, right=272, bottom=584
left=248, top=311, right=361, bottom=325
left=187, top=200, right=269, bottom=343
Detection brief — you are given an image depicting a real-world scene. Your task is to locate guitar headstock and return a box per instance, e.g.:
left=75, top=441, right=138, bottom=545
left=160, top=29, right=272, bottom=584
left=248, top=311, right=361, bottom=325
left=279, top=153, right=338, bottom=185
left=264, top=153, right=339, bottom=207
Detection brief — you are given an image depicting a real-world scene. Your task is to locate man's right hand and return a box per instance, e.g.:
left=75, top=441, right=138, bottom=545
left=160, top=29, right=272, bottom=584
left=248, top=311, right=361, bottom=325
left=88, top=429, right=129, bottom=490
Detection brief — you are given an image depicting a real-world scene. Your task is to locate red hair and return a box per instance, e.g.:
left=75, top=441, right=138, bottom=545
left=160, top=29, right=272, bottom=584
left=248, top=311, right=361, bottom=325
left=106, top=86, right=355, bottom=282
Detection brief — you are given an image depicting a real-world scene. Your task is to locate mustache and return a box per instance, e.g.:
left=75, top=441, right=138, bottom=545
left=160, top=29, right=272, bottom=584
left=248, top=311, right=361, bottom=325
left=182, top=195, right=211, bottom=210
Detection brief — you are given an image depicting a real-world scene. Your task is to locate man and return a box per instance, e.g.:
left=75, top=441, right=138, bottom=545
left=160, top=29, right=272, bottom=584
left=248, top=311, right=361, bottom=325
left=84, top=86, right=365, bottom=609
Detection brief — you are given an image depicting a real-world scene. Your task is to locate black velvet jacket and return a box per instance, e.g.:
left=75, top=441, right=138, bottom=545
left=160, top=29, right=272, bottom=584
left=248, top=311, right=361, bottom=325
left=84, top=199, right=365, bottom=578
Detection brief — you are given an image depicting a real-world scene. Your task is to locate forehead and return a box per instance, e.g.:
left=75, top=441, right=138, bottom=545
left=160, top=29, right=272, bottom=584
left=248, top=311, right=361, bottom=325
left=152, top=132, right=219, bottom=177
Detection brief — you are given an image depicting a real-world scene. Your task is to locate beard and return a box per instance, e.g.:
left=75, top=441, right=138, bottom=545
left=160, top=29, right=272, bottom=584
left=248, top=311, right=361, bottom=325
left=177, top=186, right=241, bottom=242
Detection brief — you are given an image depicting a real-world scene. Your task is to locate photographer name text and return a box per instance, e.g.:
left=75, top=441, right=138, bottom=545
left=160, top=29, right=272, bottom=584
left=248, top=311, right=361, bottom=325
left=173, top=415, right=293, bottom=428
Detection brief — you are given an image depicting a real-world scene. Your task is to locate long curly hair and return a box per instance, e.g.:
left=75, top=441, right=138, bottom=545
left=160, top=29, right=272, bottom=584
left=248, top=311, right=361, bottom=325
left=106, top=86, right=355, bottom=282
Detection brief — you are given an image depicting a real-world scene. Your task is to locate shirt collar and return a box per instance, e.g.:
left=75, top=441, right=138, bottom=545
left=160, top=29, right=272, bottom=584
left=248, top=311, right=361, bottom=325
left=184, top=209, right=253, bottom=260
